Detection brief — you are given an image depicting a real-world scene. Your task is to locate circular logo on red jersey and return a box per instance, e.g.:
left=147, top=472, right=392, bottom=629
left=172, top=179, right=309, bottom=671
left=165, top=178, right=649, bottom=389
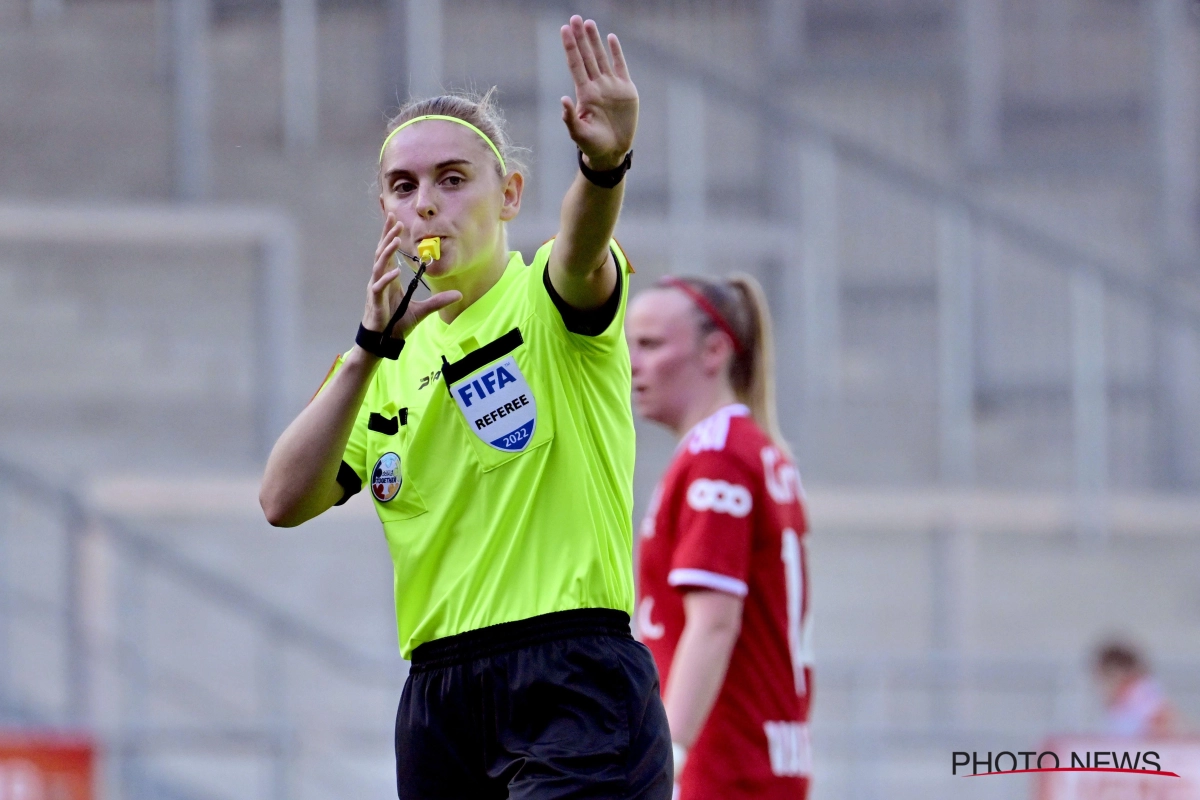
left=371, top=452, right=401, bottom=502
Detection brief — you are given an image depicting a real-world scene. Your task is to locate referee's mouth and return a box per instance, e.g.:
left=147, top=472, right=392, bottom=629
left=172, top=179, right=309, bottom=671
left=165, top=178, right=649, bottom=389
left=413, top=233, right=449, bottom=243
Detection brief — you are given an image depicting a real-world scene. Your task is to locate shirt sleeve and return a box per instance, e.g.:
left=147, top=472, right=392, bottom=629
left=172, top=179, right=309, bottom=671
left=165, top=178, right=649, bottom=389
left=314, top=352, right=370, bottom=504
left=532, top=238, right=633, bottom=354
left=668, top=452, right=757, bottom=598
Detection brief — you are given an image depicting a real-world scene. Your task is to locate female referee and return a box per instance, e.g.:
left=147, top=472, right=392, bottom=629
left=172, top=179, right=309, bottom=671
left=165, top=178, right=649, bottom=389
left=627, top=275, right=813, bottom=799
left=259, top=15, right=672, bottom=800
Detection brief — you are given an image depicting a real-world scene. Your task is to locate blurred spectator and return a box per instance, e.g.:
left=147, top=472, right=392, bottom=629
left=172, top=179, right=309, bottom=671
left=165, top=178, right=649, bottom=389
left=1093, top=640, right=1183, bottom=737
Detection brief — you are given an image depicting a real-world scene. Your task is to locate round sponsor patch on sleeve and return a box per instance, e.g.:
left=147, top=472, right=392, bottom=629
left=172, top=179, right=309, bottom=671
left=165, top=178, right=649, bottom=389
left=371, top=452, right=402, bottom=502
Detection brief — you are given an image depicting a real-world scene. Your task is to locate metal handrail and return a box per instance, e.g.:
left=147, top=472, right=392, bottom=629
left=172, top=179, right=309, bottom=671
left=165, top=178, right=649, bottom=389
left=1, top=451, right=403, bottom=797
left=0, top=453, right=401, bottom=683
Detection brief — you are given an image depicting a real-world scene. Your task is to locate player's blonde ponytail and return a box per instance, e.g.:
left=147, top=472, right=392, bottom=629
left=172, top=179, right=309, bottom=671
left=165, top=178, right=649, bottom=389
left=727, top=274, right=788, bottom=457
left=661, top=273, right=790, bottom=457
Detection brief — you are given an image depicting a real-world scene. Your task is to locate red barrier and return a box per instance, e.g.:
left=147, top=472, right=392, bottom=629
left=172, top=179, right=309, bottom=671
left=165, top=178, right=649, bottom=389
left=0, top=732, right=95, bottom=800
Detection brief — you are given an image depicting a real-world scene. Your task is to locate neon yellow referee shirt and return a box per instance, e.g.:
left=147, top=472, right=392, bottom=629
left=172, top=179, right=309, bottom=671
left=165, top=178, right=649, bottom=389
left=323, top=240, right=635, bottom=658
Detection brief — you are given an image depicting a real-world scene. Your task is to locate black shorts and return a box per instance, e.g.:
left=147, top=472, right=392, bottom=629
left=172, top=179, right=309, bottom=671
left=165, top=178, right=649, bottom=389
left=395, top=608, right=673, bottom=799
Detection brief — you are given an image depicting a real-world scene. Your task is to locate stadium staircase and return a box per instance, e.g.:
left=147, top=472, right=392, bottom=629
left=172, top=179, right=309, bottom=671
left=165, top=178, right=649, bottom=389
left=0, top=453, right=407, bottom=800
left=4, top=0, right=1200, bottom=798
left=2, top=0, right=1196, bottom=487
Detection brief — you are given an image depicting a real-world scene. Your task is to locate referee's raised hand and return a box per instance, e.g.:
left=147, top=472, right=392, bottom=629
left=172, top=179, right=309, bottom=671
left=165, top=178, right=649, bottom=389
left=559, top=15, right=638, bottom=172
left=362, top=213, right=461, bottom=345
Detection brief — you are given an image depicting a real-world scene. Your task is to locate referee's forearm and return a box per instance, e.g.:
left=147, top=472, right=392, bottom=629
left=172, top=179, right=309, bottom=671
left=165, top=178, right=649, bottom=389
left=556, top=172, right=625, bottom=277
left=260, top=346, right=378, bottom=526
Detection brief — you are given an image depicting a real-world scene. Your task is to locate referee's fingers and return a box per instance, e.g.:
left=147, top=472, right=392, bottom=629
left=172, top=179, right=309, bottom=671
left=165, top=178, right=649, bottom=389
left=608, top=34, right=630, bottom=81
left=405, top=291, right=462, bottom=330
left=574, top=17, right=601, bottom=80
left=373, top=234, right=403, bottom=280
left=374, top=216, right=403, bottom=262
left=414, top=290, right=461, bottom=315
left=585, top=19, right=610, bottom=76
left=370, top=267, right=401, bottom=295
left=561, top=19, right=589, bottom=87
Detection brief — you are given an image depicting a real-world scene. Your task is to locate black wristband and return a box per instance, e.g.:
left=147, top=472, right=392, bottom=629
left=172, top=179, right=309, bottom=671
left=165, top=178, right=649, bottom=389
left=356, top=261, right=427, bottom=361
left=356, top=324, right=404, bottom=359
left=578, top=150, right=632, bottom=188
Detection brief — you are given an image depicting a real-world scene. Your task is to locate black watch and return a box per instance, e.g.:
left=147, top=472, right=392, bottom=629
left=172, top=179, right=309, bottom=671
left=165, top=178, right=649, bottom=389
left=578, top=150, right=632, bottom=188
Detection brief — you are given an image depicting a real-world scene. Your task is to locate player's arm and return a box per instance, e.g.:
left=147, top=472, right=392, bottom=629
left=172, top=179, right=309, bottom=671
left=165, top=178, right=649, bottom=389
left=548, top=15, right=638, bottom=311
left=259, top=214, right=459, bottom=527
left=662, top=453, right=756, bottom=773
left=664, top=590, right=744, bottom=754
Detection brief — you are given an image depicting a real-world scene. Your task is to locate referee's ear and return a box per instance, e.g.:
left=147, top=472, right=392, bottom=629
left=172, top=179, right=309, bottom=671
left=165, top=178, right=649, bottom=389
left=499, top=170, right=524, bottom=222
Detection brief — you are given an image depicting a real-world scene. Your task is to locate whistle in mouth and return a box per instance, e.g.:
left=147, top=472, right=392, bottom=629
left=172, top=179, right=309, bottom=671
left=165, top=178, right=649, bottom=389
left=417, top=237, right=441, bottom=263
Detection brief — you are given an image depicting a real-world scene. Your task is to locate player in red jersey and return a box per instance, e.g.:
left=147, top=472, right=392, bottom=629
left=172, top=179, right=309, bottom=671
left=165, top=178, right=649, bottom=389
left=628, top=273, right=813, bottom=800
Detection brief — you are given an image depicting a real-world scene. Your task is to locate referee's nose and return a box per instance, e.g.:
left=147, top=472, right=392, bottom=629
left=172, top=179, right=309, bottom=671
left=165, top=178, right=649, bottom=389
left=414, top=183, right=438, bottom=220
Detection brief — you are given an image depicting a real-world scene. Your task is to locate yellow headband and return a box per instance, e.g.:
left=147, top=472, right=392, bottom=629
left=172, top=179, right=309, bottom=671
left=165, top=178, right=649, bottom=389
left=378, top=114, right=507, bottom=174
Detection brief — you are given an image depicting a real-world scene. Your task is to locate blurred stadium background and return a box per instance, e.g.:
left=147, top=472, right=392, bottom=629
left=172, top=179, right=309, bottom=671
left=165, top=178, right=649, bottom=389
left=3, top=0, right=1200, bottom=797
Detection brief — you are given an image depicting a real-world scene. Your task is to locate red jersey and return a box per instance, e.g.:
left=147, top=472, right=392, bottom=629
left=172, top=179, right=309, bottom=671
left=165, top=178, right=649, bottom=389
left=638, top=404, right=812, bottom=800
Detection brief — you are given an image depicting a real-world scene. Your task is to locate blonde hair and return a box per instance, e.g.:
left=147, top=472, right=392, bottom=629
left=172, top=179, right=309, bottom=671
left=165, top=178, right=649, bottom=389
left=381, top=88, right=528, bottom=179
left=664, top=273, right=790, bottom=455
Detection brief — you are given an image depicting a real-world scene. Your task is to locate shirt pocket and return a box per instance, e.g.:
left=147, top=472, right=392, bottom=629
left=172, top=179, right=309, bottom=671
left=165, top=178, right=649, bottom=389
left=364, top=404, right=428, bottom=521
left=440, top=326, right=555, bottom=472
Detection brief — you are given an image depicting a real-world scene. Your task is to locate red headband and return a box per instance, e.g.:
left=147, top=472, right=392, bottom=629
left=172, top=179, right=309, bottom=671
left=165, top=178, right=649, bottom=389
left=659, top=277, right=744, bottom=355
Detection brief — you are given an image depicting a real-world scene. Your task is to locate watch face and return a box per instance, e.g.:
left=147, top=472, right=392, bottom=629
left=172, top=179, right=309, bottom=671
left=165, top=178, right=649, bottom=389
left=372, top=452, right=402, bottom=502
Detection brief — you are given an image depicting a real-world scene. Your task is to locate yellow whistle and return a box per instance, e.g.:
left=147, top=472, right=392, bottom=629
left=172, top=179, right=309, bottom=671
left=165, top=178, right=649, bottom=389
left=417, top=237, right=440, bottom=263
